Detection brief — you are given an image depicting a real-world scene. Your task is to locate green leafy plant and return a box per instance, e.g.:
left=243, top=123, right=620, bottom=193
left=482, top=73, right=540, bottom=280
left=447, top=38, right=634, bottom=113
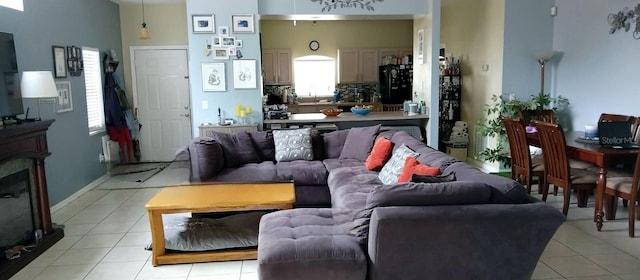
left=476, top=93, right=569, bottom=165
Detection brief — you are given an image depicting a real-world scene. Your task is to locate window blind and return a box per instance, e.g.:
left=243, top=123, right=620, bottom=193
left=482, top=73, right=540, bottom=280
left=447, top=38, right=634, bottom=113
left=83, top=47, right=105, bottom=135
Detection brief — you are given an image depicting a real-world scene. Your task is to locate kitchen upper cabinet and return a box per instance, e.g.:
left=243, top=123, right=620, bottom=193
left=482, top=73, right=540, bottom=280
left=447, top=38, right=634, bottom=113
left=379, top=48, right=413, bottom=65
left=338, top=48, right=379, bottom=83
left=262, top=49, right=292, bottom=85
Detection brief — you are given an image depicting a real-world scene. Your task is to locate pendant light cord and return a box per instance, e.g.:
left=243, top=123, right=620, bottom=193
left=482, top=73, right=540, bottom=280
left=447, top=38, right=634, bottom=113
left=141, top=0, right=146, bottom=25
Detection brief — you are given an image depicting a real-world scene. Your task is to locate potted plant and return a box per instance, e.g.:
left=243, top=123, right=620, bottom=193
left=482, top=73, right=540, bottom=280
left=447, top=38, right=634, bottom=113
left=476, top=93, right=569, bottom=166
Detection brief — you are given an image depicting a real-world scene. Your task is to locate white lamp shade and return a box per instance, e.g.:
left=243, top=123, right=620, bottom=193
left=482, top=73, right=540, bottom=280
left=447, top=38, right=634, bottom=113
left=21, top=71, right=59, bottom=99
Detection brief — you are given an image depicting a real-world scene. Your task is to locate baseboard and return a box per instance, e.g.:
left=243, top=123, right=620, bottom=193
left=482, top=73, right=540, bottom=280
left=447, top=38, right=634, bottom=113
left=467, top=158, right=509, bottom=174
left=50, top=174, right=108, bottom=213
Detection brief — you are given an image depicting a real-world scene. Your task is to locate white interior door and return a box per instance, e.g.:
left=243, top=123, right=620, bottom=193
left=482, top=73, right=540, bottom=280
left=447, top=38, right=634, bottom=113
left=133, top=48, right=191, bottom=162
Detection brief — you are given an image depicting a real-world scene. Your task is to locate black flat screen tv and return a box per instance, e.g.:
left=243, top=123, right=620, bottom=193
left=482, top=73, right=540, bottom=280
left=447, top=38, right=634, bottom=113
left=0, top=32, right=23, bottom=120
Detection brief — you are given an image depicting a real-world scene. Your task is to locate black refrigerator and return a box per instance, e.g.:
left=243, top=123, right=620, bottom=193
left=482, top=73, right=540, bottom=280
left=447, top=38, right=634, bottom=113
left=379, top=64, right=413, bottom=104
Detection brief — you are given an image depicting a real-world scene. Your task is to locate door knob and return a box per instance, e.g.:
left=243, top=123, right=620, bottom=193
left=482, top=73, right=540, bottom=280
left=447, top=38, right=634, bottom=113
left=184, top=106, right=189, bottom=109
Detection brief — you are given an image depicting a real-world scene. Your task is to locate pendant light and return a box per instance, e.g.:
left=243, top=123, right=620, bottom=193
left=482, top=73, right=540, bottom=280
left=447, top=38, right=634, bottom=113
left=139, top=0, right=150, bottom=40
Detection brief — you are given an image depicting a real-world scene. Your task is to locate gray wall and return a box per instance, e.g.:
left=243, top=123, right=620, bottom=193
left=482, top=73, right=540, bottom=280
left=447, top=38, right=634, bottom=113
left=0, top=0, right=122, bottom=205
left=553, top=0, right=640, bottom=131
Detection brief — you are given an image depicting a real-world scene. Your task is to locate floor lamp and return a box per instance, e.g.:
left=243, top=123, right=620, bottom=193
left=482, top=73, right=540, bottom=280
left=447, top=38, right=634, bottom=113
left=21, top=71, right=59, bottom=121
left=534, top=51, right=556, bottom=110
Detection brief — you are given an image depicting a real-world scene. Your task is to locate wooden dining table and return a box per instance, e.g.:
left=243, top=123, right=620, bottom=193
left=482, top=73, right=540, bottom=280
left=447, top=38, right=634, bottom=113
left=527, top=130, right=638, bottom=231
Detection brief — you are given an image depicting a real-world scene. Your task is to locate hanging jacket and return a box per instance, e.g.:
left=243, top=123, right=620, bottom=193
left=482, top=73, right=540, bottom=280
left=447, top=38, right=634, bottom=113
left=104, top=72, right=125, bottom=129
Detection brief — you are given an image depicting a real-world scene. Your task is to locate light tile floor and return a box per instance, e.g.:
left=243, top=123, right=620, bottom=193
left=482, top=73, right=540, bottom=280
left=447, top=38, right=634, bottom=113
left=9, top=178, right=640, bottom=279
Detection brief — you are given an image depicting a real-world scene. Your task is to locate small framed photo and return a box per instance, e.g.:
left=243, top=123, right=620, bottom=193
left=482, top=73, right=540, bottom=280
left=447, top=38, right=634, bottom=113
left=55, top=81, right=73, bottom=112
left=201, top=62, right=226, bottom=92
left=213, top=36, right=221, bottom=46
left=221, top=37, right=236, bottom=47
left=235, top=40, right=243, bottom=48
left=218, top=26, right=229, bottom=36
left=227, top=47, right=237, bottom=57
left=232, top=59, right=257, bottom=89
left=231, top=14, right=255, bottom=33
left=52, top=46, right=67, bottom=78
left=192, top=15, right=215, bottom=33
left=213, top=47, right=228, bottom=60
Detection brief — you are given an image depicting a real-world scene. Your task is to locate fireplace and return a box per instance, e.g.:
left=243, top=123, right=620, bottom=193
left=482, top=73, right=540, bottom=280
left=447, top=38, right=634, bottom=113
left=0, top=120, right=63, bottom=279
left=0, top=169, right=36, bottom=250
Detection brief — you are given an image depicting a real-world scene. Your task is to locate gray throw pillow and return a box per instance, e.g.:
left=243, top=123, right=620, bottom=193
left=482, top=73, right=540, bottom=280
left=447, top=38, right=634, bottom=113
left=209, top=131, right=261, bottom=168
left=339, top=125, right=381, bottom=161
left=188, top=137, right=224, bottom=181
left=350, top=181, right=493, bottom=244
left=323, top=129, right=350, bottom=159
left=411, top=172, right=456, bottom=183
left=273, top=128, right=313, bottom=162
left=378, top=144, right=419, bottom=184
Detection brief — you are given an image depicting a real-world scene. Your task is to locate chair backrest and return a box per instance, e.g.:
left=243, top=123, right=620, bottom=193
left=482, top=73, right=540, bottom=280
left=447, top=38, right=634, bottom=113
left=633, top=118, right=640, bottom=143
left=599, top=113, right=637, bottom=139
left=518, top=110, right=555, bottom=126
left=533, top=121, right=570, bottom=188
left=502, top=117, right=532, bottom=176
left=599, top=113, right=635, bottom=123
left=383, top=104, right=404, bottom=112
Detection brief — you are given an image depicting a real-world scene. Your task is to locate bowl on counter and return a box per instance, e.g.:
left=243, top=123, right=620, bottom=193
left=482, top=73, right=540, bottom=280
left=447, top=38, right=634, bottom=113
left=320, top=108, right=343, bottom=117
left=350, top=107, right=372, bottom=116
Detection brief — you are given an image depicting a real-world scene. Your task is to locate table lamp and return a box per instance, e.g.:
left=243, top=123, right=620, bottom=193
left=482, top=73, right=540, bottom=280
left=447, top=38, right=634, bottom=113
left=21, top=71, right=59, bottom=121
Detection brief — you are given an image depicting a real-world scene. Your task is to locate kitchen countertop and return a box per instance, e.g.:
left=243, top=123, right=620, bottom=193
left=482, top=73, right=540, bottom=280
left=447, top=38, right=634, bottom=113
left=291, top=101, right=380, bottom=106
left=263, top=111, right=429, bottom=124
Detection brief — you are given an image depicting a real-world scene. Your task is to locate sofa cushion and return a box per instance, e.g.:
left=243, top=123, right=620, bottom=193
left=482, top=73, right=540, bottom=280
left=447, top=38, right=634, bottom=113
left=322, top=158, right=364, bottom=172
left=365, top=137, right=393, bottom=171
left=350, top=181, right=493, bottom=243
left=411, top=172, right=457, bottom=183
left=323, top=129, right=350, bottom=159
left=188, top=137, right=225, bottom=181
left=275, top=160, right=328, bottom=185
left=390, top=130, right=426, bottom=153
left=209, top=131, right=261, bottom=168
left=378, top=144, right=419, bottom=184
left=397, top=156, right=441, bottom=183
left=339, top=124, right=381, bottom=161
left=328, top=166, right=382, bottom=211
left=248, top=131, right=275, bottom=162
left=415, top=146, right=460, bottom=170
left=258, top=208, right=366, bottom=280
left=273, top=128, right=313, bottom=162
left=311, top=130, right=324, bottom=160
left=443, top=162, right=530, bottom=204
left=214, top=162, right=278, bottom=182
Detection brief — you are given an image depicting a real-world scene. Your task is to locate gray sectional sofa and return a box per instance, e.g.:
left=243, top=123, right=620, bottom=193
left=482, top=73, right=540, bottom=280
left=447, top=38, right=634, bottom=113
left=187, top=126, right=565, bottom=280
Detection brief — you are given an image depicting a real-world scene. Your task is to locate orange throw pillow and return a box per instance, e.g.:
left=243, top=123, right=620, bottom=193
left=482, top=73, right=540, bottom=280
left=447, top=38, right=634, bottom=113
left=365, top=137, right=393, bottom=171
left=397, top=156, right=441, bottom=183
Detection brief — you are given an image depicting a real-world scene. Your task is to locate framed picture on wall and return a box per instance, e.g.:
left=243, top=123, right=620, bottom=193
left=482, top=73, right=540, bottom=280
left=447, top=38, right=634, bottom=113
left=201, top=62, right=226, bottom=92
left=213, top=47, right=228, bottom=60
left=52, top=46, right=67, bottom=78
left=192, top=15, right=215, bottom=33
left=231, top=14, right=254, bottom=33
left=55, top=81, right=73, bottom=112
left=221, top=37, right=236, bottom=47
left=232, top=59, right=257, bottom=89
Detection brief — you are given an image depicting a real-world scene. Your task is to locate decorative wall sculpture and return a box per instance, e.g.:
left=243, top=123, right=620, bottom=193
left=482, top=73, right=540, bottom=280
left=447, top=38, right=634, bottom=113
left=311, top=0, right=383, bottom=12
left=608, top=3, right=640, bottom=40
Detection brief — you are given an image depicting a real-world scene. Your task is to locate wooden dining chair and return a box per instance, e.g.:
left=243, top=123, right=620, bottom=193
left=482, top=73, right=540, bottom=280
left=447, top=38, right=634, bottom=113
left=518, top=110, right=555, bottom=126
left=598, top=113, right=635, bottom=123
left=533, top=121, right=599, bottom=216
left=502, top=117, right=545, bottom=194
left=603, top=149, right=640, bottom=237
left=382, top=104, right=404, bottom=112
left=633, top=118, right=640, bottom=143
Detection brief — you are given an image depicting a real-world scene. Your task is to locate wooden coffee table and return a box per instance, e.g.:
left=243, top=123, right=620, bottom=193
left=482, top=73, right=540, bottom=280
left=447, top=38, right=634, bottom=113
left=145, top=182, right=295, bottom=266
